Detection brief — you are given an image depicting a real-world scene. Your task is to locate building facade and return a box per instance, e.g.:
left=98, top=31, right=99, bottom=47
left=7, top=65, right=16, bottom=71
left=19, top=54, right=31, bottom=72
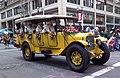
left=0, top=0, right=120, bottom=31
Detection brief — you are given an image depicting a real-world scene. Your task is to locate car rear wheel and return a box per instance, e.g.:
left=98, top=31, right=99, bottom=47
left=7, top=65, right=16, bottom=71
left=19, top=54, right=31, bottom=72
left=22, top=43, right=35, bottom=61
left=66, top=44, right=90, bottom=73
left=91, top=42, right=110, bottom=65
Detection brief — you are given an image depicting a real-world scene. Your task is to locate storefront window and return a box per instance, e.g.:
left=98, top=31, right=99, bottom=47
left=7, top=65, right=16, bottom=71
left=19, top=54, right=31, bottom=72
left=22, top=3, right=28, bottom=14
left=115, top=6, right=120, bottom=14
left=32, top=0, right=42, bottom=9
left=107, top=25, right=113, bottom=32
left=83, top=0, right=93, bottom=8
left=14, top=6, right=21, bottom=15
left=45, top=0, right=57, bottom=6
left=96, top=14, right=105, bottom=25
left=1, top=22, right=6, bottom=28
left=15, top=6, right=21, bottom=15
left=96, top=0, right=104, bottom=10
left=106, top=4, right=113, bottom=13
left=67, top=0, right=80, bottom=5
left=8, top=20, right=13, bottom=30
left=83, top=11, right=94, bottom=24
left=115, top=17, right=120, bottom=24
left=0, top=1, right=4, bottom=7
left=14, top=3, right=28, bottom=15
left=7, top=9, right=12, bottom=17
left=106, top=15, right=113, bottom=23
left=1, top=12, right=6, bottom=19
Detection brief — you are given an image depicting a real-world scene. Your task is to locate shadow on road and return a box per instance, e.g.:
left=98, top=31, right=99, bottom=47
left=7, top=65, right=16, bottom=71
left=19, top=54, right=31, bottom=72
left=16, top=54, right=109, bottom=73
left=33, top=55, right=70, bottom=70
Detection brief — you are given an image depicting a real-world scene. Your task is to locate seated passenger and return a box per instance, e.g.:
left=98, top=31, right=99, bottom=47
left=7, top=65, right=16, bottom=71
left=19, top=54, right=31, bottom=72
left=19, top=24, right=23, bottom=34
left=36, top=22, right=43, bottom=33
left=42, top=22, right=55, bottom=33
left=26, top=22, right=35, bottom=34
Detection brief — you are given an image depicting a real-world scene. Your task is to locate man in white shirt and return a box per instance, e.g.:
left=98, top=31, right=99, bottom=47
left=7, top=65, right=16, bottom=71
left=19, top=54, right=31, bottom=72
left=42, top=22, right=55, bottom=33
left=36, top=23, right=43, bottom=33
left=25, top=22, right=35, bottom=33
left=19, top=24, right=23, bottom=34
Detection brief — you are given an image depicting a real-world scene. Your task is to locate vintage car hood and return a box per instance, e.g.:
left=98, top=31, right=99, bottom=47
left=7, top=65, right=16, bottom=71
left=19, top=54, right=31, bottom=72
left=65, top=32, right=93, bottom=41
left=96, top=36, right=108, bottom=42
left=75, top=32, right=92, bottom=37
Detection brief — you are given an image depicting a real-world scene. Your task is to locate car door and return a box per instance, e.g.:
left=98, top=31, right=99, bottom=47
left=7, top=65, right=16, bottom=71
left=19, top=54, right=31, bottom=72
left=47, top=32, right=58, bottom=47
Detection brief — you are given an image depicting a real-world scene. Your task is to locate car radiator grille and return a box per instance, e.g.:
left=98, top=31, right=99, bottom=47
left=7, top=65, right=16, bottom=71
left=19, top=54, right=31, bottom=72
left=86, top=36, right=94, bottom=50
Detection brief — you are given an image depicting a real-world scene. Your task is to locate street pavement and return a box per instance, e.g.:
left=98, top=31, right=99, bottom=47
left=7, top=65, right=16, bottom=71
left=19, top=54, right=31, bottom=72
left=0, top=44, right=120, bottom=78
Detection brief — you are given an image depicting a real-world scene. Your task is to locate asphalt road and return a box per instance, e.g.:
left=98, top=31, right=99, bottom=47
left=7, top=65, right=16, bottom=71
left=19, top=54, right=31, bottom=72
left=0, top=44, right=120, bottom=78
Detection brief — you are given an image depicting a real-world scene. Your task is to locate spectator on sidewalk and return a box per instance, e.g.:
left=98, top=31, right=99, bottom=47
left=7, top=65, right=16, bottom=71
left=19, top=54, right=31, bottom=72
left=3, top=31, right=10, bottom=49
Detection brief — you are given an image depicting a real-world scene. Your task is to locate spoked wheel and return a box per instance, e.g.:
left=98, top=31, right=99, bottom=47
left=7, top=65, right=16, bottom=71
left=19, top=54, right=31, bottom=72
left=22, top=43, right=35, bottom=61
left=71, top=51, right=82, bottom=65
left=66, top=44, right=90, bottom=73
left=91, top=42, right=110, bottom=65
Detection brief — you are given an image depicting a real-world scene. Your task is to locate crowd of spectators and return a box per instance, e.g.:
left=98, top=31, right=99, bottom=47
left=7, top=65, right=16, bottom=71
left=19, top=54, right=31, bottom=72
left=85, top=26, right=120, bottom=51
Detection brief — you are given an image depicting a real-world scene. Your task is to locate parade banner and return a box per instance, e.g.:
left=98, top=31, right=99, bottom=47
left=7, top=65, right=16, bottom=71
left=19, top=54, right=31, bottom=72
left=76, top=13, right=82, bottom=22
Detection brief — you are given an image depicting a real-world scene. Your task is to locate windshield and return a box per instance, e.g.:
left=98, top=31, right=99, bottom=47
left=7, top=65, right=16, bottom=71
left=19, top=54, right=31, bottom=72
left=65, top=19, right=79, bottom=26
left=55, top=18, right=80, bottom=32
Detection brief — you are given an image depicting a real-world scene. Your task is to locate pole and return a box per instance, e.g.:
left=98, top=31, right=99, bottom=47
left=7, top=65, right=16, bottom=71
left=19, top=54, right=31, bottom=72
left=94, top=0, right=96, bottom=27
left=28, top=0, right=31, bottom=16
left=113, top=1, right=117, bottom=28
left=41, top=8, right=44, bottom=15
left=81, top=7, right=84, bottom=31
left=104, top=5, right=107, bottom=30
left=4, top=0, right=8, bottom=31
left=20, top=0, right=24, bottom=18
left=81, top=0, right=84, bottom=31
left=6, top=21, right=8, bottom=31
left=42, top=0, right=45, bottom=15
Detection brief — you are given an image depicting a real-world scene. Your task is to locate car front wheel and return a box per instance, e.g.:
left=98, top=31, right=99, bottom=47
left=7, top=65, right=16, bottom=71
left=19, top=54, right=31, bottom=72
left=91, top=42, right=110, bottom=65
left=66, top=44, right=90, bottom=73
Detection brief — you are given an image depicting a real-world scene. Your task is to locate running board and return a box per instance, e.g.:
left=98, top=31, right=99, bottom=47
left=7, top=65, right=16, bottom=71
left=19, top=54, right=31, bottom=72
left=41, top=50, right=51, bottom=55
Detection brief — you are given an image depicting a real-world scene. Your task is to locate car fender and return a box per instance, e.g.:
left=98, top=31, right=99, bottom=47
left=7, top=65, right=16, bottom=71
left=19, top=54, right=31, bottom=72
left=61, top=40, right=89, bottom=55
left=95, top=37, right=108, bottom=42
left=76, top=40, right=89, bottom=46
left=21, top=40, right=35, bottom=52
left=68, top=40, right=88, bottom=47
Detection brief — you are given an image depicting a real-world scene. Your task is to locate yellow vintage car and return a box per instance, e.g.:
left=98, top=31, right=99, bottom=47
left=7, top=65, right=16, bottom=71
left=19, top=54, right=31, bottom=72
left=14, top=15, right=110, bottom=72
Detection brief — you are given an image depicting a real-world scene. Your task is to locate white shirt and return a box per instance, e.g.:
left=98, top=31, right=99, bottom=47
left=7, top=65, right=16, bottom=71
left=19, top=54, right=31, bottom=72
left=26, top=26, right=35, bottom=33
left=42, top=25, right=50, bottom=33
left=42, top=25, right=55, bottom=33
left=36, top=25, right=42, bottom=32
